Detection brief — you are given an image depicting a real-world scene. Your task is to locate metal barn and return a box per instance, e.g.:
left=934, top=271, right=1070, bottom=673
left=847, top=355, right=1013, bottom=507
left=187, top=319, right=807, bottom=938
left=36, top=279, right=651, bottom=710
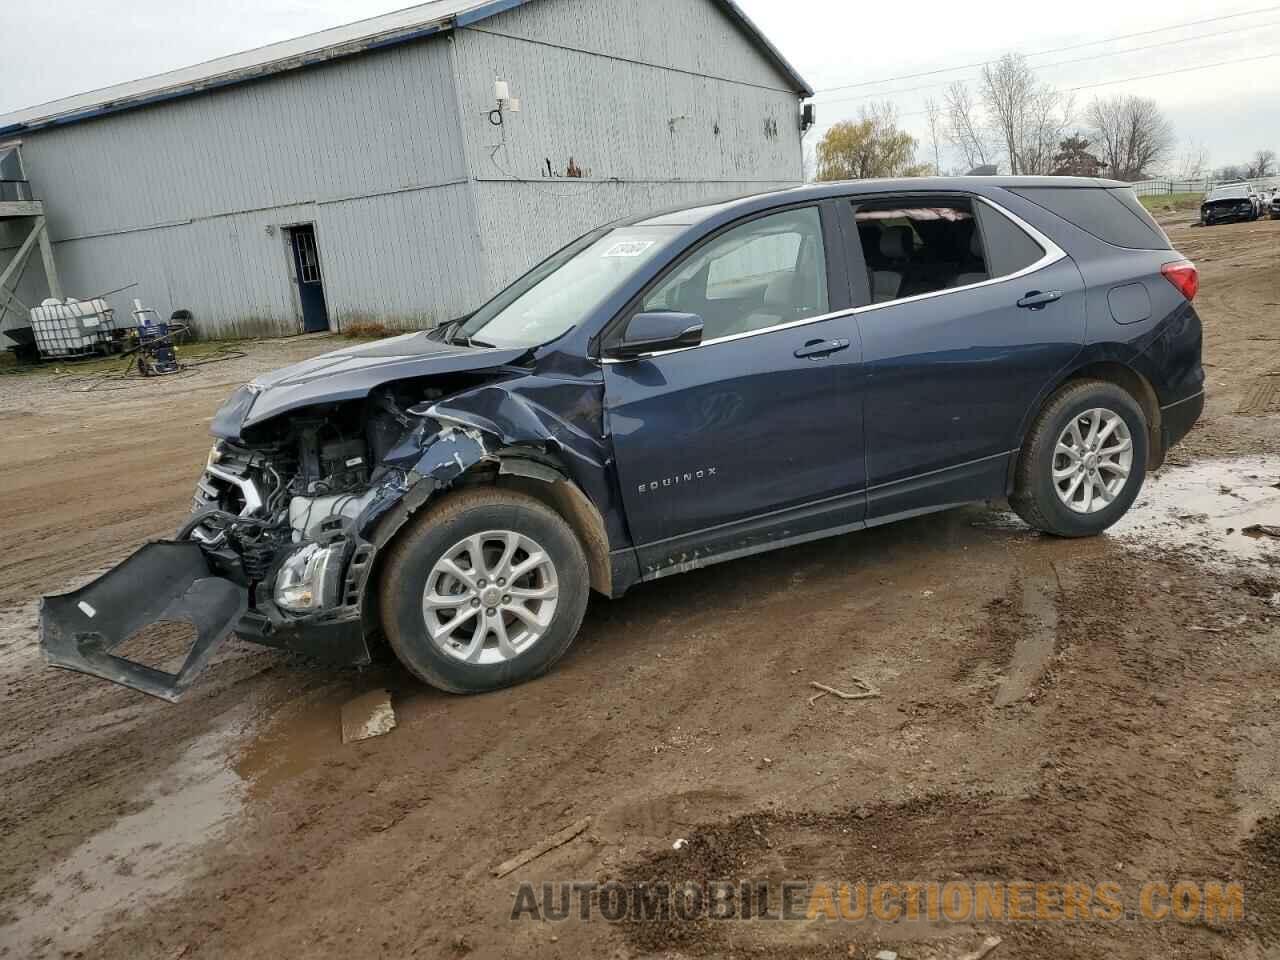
left=0, top=0, right=812, bottom=341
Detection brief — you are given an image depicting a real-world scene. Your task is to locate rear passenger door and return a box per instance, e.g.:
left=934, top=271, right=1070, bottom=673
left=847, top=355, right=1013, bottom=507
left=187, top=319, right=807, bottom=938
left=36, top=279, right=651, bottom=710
left=840, top=193, right=1086, bottom=522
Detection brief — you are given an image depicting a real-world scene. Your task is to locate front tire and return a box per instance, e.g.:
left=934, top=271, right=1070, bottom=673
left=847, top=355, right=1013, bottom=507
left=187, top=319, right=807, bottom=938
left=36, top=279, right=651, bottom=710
left=1010, top=380, right=1149, bottom=537
left=380, top=488, right=590, bottom=694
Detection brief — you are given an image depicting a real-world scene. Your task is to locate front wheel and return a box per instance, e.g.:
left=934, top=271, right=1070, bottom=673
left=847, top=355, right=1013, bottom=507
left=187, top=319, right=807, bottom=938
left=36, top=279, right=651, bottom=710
left=1010, top=380, right=1149, bottom=537
left=379, top=488, right=590, bottom=693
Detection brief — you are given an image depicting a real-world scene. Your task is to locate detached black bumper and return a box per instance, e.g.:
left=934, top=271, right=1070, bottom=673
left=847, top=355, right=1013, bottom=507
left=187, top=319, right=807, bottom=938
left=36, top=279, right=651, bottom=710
left=40, top=541, right=247, bottom=702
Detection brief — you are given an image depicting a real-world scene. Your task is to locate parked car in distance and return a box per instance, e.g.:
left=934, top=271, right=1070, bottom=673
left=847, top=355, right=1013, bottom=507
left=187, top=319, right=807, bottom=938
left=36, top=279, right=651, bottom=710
left=1201, top=183, right=1259, bottom=224
left=1271, top=192, right=1280, bottom=220
left=40, top=177, right=1205, bottom=703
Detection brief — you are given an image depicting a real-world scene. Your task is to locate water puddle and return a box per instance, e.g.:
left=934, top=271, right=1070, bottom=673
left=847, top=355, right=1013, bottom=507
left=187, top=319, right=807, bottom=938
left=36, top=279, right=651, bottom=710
left=235, top=685, right=352, bottom=798
left=1, top=711, right=250, bottom=957
left=1109, top=455, right=1280, bottom=566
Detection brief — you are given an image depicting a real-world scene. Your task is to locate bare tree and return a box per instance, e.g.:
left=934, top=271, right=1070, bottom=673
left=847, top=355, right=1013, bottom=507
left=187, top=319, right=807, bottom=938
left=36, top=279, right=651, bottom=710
left=1085, top=95, right=1174, bottom=181
left=1173, top=140, right=1210, bottom=180
left=944, top=81, right=990, bottom=172
left=979, top=53, right=1070, bottom=175
left=1245, top=149, right=1277, bottom=178
left=924, top=97, right=944, bottom=174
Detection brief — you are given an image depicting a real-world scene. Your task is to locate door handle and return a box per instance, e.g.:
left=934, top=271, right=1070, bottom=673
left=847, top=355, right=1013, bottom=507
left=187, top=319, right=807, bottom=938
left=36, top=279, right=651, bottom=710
left=1017, top=290, right=1063, bottom=310
left=794, top=338, right=850, bottom=359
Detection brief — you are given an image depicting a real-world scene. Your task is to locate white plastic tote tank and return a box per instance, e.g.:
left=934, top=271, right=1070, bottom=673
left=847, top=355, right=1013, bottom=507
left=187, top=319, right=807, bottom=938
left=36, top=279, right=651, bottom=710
left=30, top=298, right=113, bottom=358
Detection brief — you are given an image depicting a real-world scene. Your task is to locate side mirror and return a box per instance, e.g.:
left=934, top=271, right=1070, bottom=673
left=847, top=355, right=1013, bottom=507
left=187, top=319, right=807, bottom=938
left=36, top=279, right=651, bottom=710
left=610, top=312, right=703, bottom=360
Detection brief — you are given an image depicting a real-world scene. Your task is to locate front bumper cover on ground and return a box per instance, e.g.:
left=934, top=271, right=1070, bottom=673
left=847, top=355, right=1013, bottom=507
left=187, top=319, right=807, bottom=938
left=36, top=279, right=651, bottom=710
left=39, top=541, right=248, bottom=702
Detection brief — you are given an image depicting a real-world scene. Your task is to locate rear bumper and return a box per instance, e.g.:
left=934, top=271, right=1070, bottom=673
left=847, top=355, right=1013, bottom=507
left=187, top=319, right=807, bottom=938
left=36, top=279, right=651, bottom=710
left=1161, top=389, right=1204, bottom=453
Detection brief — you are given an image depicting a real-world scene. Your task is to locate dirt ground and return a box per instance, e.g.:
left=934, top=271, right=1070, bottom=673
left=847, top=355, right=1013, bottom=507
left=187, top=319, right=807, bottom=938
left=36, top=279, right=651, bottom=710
left=2, top=216, right=1280, bottom=960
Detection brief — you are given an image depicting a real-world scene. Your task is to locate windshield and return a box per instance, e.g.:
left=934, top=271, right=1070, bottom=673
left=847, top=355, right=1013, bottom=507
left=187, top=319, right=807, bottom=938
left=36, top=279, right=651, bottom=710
left=458, top=225, right=680, bottom=348
left=1207, top=186, right=1249, bottom=200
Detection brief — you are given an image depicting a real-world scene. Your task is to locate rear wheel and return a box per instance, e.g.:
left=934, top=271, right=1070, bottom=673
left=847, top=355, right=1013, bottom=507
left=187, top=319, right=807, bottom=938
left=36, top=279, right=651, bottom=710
left=1010, top=380, right=1149, bottom=537
left=380, top=488, right=590, bottom=693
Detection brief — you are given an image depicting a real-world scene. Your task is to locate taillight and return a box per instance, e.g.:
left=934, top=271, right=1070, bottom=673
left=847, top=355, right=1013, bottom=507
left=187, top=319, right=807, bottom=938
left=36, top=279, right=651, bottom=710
left=1161, top=260, right=1198, bottom=301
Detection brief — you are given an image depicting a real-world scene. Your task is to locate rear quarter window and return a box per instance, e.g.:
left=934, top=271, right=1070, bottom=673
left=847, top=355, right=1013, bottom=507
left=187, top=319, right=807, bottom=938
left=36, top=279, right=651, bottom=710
left=1007, top=186, right=1170, bottom=250
left=975, top=203, right=1044, bottom=277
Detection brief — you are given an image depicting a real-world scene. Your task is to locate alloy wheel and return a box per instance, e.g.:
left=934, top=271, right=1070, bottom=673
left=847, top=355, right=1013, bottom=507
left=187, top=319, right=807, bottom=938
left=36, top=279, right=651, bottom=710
left=1052, top=408, right=1134, bottom=514
left=422, top=530, right=559, bottom=664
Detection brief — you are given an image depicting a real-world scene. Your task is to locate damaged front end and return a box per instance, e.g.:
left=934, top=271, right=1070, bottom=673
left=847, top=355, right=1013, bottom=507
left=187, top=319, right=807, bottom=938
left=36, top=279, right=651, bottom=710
left=40, top=337, right=610, bottom=701
left=40, top=407, right=388, bottom=701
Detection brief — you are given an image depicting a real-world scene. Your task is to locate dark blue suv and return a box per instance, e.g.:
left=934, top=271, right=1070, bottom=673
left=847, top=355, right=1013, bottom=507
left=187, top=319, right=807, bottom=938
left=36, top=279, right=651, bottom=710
left=42, top=177, right=1204, bottom=701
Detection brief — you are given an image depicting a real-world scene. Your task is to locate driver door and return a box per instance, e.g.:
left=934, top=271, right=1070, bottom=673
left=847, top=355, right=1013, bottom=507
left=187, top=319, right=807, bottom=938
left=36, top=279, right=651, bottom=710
left=602, top=203, right=867, bottom=576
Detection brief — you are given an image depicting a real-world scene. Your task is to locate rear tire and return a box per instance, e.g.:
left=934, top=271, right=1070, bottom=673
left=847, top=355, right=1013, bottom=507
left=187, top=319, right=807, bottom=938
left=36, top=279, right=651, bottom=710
left=380, top=488, right=590, bottom=694
left=1010, top=380, right=1149, bottom=537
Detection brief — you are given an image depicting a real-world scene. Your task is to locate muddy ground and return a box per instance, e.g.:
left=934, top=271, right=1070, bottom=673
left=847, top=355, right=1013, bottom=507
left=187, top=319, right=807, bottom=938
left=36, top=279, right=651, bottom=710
left=2, top=217, right=1280, bottom=960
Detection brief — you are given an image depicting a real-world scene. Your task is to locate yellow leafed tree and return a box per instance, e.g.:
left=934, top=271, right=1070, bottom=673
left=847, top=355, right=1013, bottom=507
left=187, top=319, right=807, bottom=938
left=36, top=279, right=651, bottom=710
left=815, top=104, right=932, bottom=181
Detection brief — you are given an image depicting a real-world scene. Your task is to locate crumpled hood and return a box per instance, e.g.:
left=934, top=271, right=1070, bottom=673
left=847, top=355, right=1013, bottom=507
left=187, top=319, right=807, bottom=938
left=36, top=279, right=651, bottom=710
left=211, top=332, right=529, bottom=439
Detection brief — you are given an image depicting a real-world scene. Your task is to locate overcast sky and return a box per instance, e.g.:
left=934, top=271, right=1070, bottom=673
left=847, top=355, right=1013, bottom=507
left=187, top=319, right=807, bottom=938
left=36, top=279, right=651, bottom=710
left=2, top=0, right=1277, bottom=173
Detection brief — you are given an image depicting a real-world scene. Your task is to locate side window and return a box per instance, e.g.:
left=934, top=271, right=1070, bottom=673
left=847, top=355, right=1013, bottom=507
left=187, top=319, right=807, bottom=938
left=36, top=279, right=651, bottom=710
left=851, top=199, right=988, bottom=304
left=639, top=207, right=828, bottom=341
left=975, top=203, right=1044, bottom=278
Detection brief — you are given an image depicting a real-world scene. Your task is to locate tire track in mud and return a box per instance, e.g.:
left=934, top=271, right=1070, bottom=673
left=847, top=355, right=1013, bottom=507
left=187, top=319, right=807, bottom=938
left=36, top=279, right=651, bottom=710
left=1237, top=373, right=1280, bottom=416
left=609, top=552, right=1278, bottom=959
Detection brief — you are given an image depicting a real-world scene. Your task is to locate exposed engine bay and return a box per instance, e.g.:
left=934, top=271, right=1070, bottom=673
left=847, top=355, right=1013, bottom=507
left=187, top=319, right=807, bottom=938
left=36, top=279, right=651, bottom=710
left=188, top=376, right=491, bottom=628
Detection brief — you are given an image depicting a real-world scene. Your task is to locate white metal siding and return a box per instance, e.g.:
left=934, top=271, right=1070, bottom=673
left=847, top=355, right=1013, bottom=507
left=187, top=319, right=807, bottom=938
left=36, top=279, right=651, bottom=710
left=34, top=182, right=482, bottom=337
left=15, top=38, right=483, bottom=336
left=318, top=181, right=485, bottom=329
left=454, top=28, right=802, bottom=184
left=23, top=41, right=466, bottom=240
left=453, top=0, right=803, bottom=295
left=466, top=0, right=797, bottom=92
left=471, top=179, right=794, bottom=294
left=8, top=0, right=803, bottom=336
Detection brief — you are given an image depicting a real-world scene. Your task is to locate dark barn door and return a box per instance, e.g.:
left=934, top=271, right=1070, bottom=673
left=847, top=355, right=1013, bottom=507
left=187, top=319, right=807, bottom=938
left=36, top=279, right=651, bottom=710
left=288, top=225, right=329, bottom=333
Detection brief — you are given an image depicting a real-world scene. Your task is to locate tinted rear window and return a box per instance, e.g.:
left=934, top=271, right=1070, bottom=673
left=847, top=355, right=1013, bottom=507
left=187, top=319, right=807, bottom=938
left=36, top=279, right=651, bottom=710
left=1007, top=187, right=1170, bottom=250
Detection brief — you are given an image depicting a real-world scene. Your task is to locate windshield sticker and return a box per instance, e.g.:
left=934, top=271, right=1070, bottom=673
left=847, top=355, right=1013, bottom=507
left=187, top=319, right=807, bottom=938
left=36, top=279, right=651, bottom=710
left=602, top=240, right=656, bottom=258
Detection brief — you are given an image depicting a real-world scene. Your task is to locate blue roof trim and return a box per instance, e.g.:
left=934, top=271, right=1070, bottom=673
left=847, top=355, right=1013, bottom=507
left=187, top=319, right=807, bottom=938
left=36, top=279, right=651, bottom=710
left=364, top=22, right=446, bottom=51
left=0, top=0, right=810, bottom=136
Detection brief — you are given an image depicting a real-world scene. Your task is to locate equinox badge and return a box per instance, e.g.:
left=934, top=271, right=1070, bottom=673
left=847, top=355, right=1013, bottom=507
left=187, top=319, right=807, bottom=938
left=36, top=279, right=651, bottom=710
left=638, top=467, right=718, bottom=494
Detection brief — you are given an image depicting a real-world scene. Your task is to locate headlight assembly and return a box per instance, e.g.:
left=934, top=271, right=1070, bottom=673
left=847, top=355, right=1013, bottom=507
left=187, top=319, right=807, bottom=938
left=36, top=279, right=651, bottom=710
left=274, top=542, right=343, bottom=612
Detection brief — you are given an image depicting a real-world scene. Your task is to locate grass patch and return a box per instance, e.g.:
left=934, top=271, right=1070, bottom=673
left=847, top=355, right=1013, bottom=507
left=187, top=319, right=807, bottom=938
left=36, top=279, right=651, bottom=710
left=341, top=321, right=397, bottom=340
left=1139, top=192, right=1202, bottom=214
